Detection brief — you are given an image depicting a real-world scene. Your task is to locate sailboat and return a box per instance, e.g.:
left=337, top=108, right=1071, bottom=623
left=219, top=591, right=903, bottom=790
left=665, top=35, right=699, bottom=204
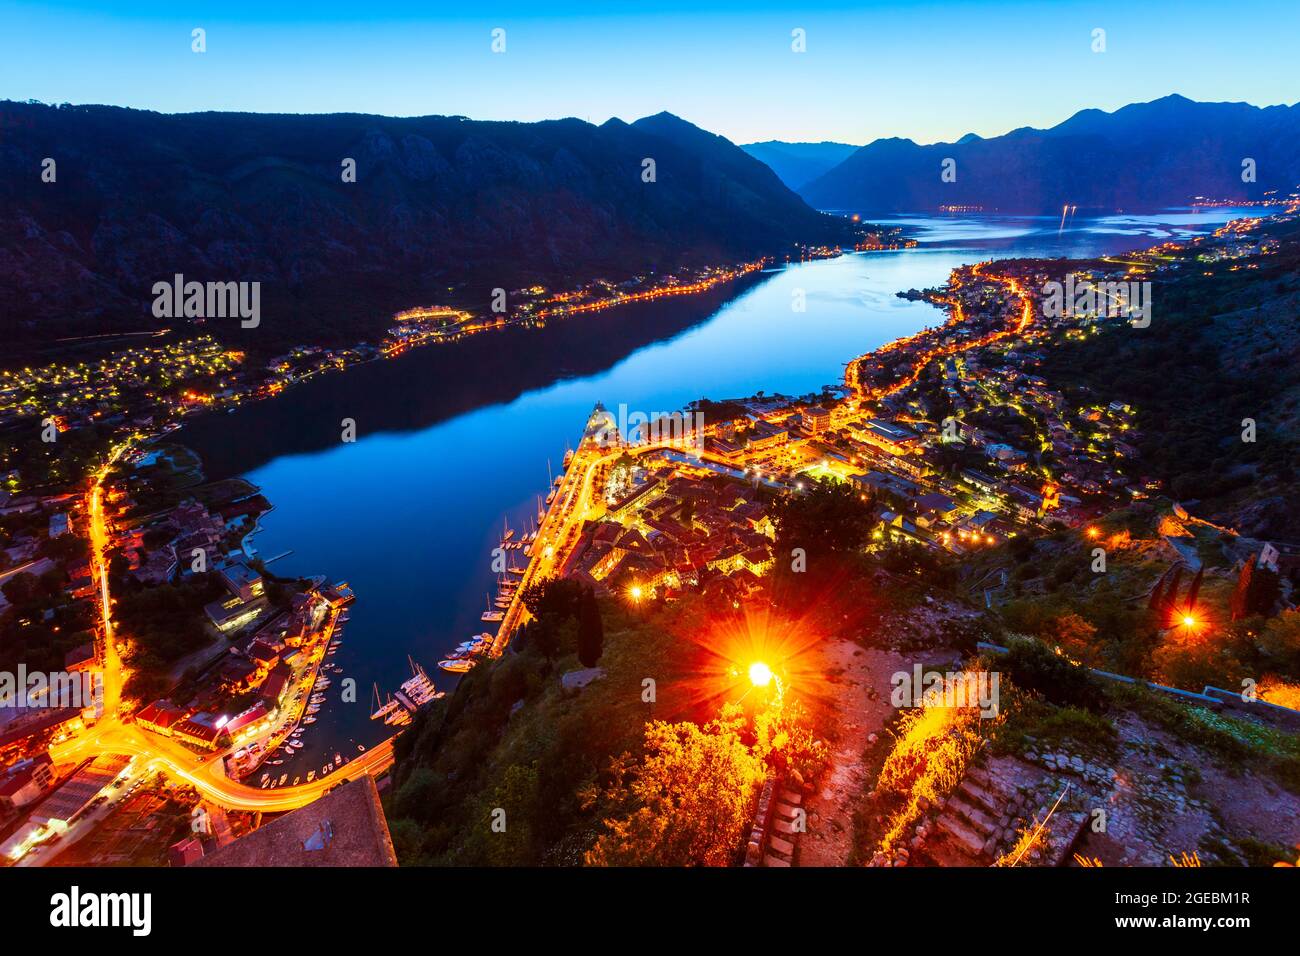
left=371, top=683, right=400, bottom=721
left=481, top=593, right=505, bottom=623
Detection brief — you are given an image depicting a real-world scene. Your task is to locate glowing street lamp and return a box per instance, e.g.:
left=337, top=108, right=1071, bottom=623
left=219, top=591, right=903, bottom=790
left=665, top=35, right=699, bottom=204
left=748, top=661, right=773, bottom=688
left=628, top=585, right=643, bottom=603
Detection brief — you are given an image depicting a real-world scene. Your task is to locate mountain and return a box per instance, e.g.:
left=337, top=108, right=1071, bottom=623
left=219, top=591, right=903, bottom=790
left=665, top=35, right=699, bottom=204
left=741, top=140, right=859, bottom=190
left=0, top=103, right=851, bottom=350
left=800, top=95, right=1300, bottom=213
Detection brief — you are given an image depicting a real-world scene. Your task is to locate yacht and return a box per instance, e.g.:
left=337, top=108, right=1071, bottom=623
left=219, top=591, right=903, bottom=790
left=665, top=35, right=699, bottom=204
left=438, top=657, right=476, bottom=674
left=371, top=684, right=401, bottom=721
left=481, top=594, right=504, bottom=623
left=400, top=659, right=444, bottom=707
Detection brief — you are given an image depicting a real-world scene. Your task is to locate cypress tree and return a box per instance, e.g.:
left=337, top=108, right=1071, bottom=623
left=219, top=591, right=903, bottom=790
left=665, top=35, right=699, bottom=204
left=577, top=587, right=604, bottom=668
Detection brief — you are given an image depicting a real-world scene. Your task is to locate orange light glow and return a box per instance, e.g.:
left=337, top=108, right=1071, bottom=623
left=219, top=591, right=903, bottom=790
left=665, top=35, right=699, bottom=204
left=748, top=661, right=773, bottom=688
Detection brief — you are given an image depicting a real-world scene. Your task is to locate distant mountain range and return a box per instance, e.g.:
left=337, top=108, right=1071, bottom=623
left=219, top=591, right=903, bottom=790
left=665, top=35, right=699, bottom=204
left=0, top=104, right=849, bottom=349
left=794, top=95, right=1300, bottom=213
left=740, top=141, right=858, bottom=190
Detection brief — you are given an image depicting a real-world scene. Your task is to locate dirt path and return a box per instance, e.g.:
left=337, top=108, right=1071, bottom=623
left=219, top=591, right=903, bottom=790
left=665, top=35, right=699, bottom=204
left=797, top=638, right=906, bottom=866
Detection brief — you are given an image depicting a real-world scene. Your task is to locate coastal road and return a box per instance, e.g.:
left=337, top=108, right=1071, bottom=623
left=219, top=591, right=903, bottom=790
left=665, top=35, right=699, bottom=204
left=49, top=717, right=397, bottom=813
left=47, top=438, right=398, bottom=829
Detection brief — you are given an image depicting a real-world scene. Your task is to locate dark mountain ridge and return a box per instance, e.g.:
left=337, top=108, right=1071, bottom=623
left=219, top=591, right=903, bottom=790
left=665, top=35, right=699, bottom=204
left=800, top=95, right=1300, bottom=214
left=0, top=102, right=850, bottom=349
left=739, top=140, right=859, bottom=190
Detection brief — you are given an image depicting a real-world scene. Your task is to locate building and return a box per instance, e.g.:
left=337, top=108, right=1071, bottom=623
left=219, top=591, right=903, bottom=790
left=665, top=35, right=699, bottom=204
left=260, top=663, right=293, bottom=710
left=63, top=643, right=96, bottom=673
left=746, top=419, right=788, bottom=451
left=30, top=753, right=131, bottom=828
left=195, top=777, right=397, bottom=867
left=134, top=700, right=185, bottom=736
left=173, top=715, right=225, bottom=752
left=853, top=419, right=920, bottom=456
left=205, top=594, right=267, bottom=633
left=851, top=470, right=921, bottom=507
left=0, top=755, right=56, bottom=813
left=223, top=701, right=271, bottom=741
left=168, top=835, right=206, bottom=867
left=219, top=562, right=265, bottom=602
left=802, top=406, right=831, bottom=435
left=246, top=639, right=281, bottom=669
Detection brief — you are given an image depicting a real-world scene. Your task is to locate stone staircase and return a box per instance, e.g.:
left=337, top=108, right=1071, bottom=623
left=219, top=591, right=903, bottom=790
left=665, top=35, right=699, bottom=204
left=927, top=764, right=1012, bottom=864
left=744, top=779, right=805, bottom=867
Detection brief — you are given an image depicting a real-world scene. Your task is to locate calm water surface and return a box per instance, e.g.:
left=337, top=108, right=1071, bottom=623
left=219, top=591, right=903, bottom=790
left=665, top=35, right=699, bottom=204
left=179, top=208, right=1257, bottom=771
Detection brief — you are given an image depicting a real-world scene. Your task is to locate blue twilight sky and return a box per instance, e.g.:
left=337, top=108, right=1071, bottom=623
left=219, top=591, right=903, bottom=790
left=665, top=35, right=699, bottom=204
left=1, top=0, right=1296, bottom=145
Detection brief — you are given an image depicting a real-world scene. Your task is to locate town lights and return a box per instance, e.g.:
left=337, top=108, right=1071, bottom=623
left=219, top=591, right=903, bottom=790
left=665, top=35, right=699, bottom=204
left=1086, top=526, right=1101, bottom=539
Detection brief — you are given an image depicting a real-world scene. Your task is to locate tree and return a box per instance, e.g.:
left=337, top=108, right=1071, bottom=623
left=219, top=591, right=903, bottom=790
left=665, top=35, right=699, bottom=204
left=529, top=618, right=560, bottom=662
left=520, top=576, right=584, bottom=622
left=586, top=717, right=764, bottom=866
left=769, top=476, right=875, bottom=560
left=1259, top=609, right=1300, bottom=676
left=577, top=588, right=604, bottom=668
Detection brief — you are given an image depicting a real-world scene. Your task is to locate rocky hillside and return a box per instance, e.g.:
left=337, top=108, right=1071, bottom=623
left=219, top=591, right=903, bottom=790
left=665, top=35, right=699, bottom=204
left=0, top=103, right=851, bottom=348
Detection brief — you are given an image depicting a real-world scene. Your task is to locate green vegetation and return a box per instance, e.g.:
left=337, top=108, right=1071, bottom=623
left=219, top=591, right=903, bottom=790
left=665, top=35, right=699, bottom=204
left=386, top=591, right=826, bottom=865
left=112, top=571, right=226, bottom=701
left=770, top=476, right=875, bottom=562
left=1039, top=232, right=1300, bottom=539
left=1111, top=683, right=1300, bottom=793
left=997, top=636, right=1106, bottom=711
